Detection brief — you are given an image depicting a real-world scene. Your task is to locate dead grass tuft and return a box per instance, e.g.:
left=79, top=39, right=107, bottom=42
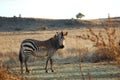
left=0, top=68, right=20, bottom=80
left=91, top=48, right=115, bottom=62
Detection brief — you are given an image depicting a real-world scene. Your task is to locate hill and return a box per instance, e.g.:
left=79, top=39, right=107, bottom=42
left=0, top=16, right=120, bottom=31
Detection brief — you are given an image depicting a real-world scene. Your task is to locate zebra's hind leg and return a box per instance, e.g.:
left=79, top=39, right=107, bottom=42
left=24, top=56, right=30, bottom=73
left=20, top=61, right=23, bottom=74
left=25, top=61, right=29, bottom=73
left=19, top=51, right=24, bottom=74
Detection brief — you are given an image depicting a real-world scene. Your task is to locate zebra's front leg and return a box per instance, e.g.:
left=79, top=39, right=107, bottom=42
left=45, top=57, right=49, bottom=73
left=50, top=58, right=54, bottom=72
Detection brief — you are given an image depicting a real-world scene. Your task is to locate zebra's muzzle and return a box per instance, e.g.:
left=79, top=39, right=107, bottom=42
left=60, top=45, right=64, bottom=48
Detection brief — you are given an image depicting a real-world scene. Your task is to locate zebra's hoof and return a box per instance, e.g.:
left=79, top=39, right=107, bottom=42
left=45, top=70, right=48, bottom=73
left=26, top=70, right=30, bottom=74
left=51, top=70, right=54, bottom=72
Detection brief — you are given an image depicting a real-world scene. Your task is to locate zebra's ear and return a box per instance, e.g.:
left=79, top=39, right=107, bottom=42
left=63, top=32, right=68, bottom=36
left=54, top=32, right=59, bottom=37
left=56, top=32, right=59, bottom=35
left=61, top=31, right=64, bottom=36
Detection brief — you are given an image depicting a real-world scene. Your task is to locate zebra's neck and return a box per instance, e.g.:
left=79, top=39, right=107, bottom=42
left=49, top=38, right=59, bottom=49
left=37, top=38, right=59, bottom=50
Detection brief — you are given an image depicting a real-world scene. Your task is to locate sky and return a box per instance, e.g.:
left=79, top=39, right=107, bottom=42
left=0, top=0, right=119, bottom=19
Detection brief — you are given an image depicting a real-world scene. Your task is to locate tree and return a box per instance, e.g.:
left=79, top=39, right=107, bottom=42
left=76, top=12, right=85, bottom=19
left=19, top=14, right=21, bottom=18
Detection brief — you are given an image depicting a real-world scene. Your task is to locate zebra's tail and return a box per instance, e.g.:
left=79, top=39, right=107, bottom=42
left=19, top=48, right=22, bottom=63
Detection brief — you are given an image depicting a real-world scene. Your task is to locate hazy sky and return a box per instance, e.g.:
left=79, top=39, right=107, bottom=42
left=0, top=0, right=119, bottom=19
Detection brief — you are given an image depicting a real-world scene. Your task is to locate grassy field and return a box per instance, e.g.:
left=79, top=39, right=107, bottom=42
left=10, top=61, right=120, bottom=80
left=0, top=28, right=120, bottom=80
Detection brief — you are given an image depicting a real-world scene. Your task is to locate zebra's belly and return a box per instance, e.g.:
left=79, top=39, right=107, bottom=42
left=34, top=50, right=48, bottom=57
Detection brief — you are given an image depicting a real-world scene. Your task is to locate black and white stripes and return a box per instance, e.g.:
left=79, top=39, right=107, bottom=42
left=19, top=31, right=68, bottom=74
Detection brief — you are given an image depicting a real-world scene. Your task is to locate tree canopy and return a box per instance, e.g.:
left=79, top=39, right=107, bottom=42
left=76, top=12, right=85, bottom=19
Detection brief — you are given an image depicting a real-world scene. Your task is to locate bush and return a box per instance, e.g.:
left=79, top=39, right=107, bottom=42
left=91, top=48, right=115, bottom=62
left=41, top=26, right=48, bottom=30
left=77, top=16, right=120, bottom=62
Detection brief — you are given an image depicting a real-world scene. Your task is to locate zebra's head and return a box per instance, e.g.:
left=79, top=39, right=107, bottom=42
left=54, top=31, right=68, bottom=49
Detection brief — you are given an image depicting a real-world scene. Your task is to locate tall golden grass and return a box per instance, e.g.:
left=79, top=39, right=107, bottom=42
left=0, top=27, right=120, bottom=64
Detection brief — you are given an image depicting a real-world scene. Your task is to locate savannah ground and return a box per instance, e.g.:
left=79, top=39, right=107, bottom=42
left=0, top=28, right=120, bottom=80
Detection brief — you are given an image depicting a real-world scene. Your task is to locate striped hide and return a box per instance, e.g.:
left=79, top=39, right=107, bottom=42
left=19, top=31, right=68, bottom=74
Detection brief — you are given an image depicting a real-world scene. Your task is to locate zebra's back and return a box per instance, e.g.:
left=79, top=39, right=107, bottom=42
left=21, top=39, right=48, bottom=57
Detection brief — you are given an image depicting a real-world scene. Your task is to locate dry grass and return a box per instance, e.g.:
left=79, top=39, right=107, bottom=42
left=0, top=27, right=120, bottom=79
left=0, top=28, right=120, bottom=63
left=0, top=68, right=21, bottom=80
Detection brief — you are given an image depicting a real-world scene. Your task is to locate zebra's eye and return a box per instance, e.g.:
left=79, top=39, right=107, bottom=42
left=61, top=36, right=65, bottom=40
left=60, top=36, right=63, bottom=40
left=63, top=37, right=65, bottom=40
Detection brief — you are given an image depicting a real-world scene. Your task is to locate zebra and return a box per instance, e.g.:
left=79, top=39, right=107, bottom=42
left=19, top=31, right=68, bottom=74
